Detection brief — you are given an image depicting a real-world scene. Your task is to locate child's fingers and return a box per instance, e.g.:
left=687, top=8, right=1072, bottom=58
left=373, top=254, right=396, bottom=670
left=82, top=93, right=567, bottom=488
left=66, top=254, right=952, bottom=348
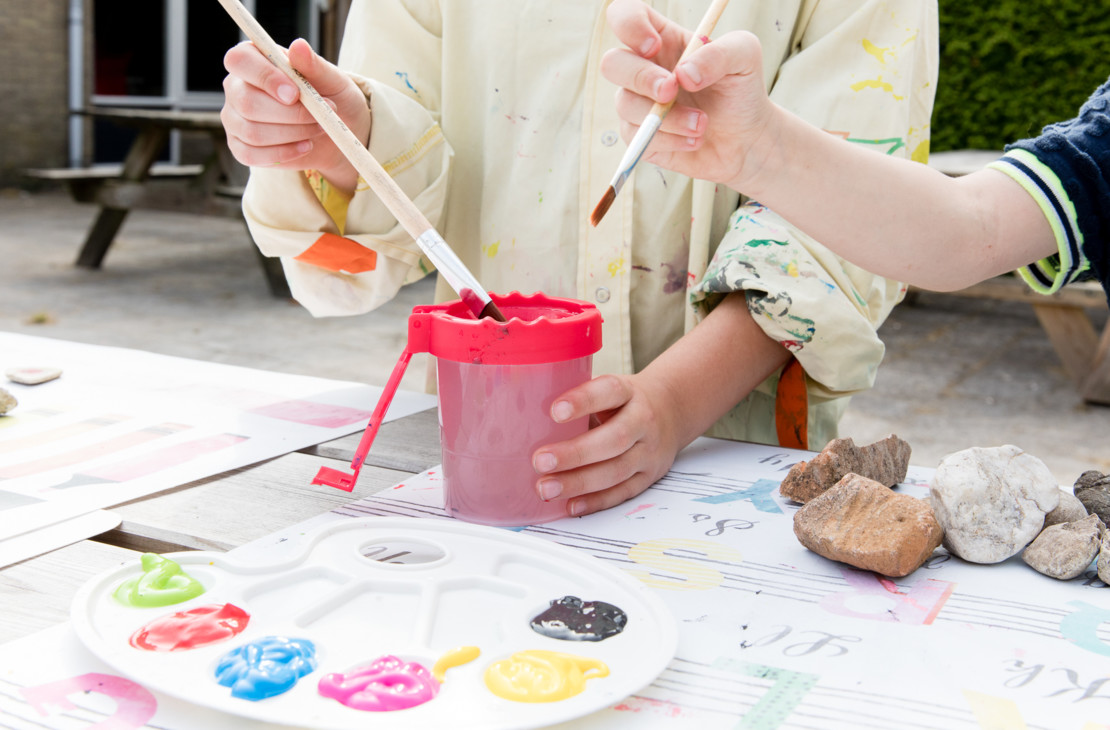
left=566, top=473, right=659, bottom=517
left=676, top=29, right=764, bottom=92
left=606, top=0, right=666, bottom=58
left=601, top=48, right=678, bottom=106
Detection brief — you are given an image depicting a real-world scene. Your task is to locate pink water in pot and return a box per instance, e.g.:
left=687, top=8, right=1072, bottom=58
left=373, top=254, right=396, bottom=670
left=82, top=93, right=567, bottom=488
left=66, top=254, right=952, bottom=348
left=409, top=292, right=602, bottom=526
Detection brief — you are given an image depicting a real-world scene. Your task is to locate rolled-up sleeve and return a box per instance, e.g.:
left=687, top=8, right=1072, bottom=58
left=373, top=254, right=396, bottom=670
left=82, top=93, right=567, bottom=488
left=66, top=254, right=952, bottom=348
left=692, top=0, right=939, bottom=400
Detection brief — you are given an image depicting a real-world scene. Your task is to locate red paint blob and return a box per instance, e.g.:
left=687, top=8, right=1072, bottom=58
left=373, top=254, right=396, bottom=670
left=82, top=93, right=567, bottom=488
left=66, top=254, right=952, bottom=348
left=129, top=603, right=250, bottom=652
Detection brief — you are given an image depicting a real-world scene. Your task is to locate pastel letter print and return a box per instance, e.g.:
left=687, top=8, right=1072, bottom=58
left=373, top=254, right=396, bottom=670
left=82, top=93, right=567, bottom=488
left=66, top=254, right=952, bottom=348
left=626, top=538, right=743, bottom=591
left=820, top=567, right=953, bottom=624
left=21, top=673, right=157, bottom=729
left=1060, top=600, right=1110, bottom=657
left=713, top=658, right=817, bottom=730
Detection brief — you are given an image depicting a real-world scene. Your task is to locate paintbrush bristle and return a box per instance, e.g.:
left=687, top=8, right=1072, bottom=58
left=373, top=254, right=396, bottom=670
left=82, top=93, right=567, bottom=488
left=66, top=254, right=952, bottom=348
left=589, top=187, right=617, bottom=227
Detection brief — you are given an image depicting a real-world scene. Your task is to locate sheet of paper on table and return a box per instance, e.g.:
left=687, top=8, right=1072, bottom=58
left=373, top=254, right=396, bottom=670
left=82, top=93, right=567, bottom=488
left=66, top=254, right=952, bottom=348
left=2, top=437, right=1108, bottom=729
left=0, top=333, right=437, bottom=561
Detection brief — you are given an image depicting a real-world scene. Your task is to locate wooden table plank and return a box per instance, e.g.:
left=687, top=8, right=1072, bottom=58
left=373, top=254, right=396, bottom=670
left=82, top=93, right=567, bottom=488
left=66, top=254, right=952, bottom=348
left=103, top=452, right=416, bottom=553
left=303, top=406, right=442, bottom=473
left=0, top=541, right=141, bottom=644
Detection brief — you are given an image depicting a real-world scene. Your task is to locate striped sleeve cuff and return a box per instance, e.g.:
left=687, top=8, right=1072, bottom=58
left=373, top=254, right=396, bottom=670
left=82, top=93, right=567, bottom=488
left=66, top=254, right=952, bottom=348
left=987, top=149, right=1087, bottom=294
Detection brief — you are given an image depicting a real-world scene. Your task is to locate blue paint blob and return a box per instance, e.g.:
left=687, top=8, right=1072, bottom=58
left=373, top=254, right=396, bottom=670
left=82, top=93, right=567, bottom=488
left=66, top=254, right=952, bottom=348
left=214, top=636, right=317, bottom=701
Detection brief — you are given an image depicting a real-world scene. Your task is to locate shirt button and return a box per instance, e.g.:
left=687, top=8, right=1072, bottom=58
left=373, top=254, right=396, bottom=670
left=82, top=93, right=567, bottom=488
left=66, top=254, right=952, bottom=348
left=595, top=286, right=611, bottom=303
left=601, top=130, right=619, bottom=147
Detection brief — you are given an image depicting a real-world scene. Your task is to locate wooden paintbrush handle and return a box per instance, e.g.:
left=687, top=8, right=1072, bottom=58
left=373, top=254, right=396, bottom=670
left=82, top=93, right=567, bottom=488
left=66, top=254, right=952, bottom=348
left=649, top=0, right=731, bottom=118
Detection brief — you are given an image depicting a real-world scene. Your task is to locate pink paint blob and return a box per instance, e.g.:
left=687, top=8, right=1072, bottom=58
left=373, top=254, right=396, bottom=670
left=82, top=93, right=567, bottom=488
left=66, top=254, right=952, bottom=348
left=318, top=655, right=440, bottom=711
left=129, top=603, right=250, bottom=652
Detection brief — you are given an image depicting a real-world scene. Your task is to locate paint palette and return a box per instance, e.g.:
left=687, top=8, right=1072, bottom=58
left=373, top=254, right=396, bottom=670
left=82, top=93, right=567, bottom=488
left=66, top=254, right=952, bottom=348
left=71, top=517, right=677, bottom=729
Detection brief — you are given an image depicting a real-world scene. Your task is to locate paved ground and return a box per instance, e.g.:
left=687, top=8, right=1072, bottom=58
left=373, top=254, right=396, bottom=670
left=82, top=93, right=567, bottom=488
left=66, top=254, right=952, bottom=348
left=2, top=189, right=1108, bottom=485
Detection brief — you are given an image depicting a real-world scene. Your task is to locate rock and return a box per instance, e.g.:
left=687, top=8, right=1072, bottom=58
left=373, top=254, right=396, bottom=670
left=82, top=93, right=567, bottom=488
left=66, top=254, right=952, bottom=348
left=1074, top=471, right=1110, bottom=526
left=5, top=366, right=62, bottom=385
left=929, top=445, right=1059, bottom=564
left=1043, top=489, right=1090, bottom=528
left=1097, top=530, right=1110, bottom=585
left=1022, top=514, right=1103, bottom=580
left=793, top=473, right=943, bottom=578
left=0, top=388, right=16, bottom=415
left=779, top=435, right=912, bottom=503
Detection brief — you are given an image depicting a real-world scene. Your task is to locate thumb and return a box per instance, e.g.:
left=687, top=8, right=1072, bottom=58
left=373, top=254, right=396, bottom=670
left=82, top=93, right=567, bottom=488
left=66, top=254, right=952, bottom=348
left=285, top=38, right=348, bottom=99
left=676, top=30, right=764, bottom=92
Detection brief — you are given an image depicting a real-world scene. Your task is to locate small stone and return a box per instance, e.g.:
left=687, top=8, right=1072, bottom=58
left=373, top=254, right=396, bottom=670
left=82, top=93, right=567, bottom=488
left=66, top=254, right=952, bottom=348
left=0, top=388, right=16, bottom=415
left=793, top=473, right=943, bottom=578
left=1043, top=489, right=1090, bottom=528
left=5, top=366, right=62, bottom=385
left=1074, top=471, right=1110, bottom=526
left=1097, top=530, right=1110, bottom=585
left=779, top=435, right=912, bottom=503
left=930, top=445, right=1059, bottom=564
left=1022, top=514, right=1103, bottom=580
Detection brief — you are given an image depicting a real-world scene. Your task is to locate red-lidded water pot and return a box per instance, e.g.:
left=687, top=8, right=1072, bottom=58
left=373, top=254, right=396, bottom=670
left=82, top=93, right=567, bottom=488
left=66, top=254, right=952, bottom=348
left=315, top=292, right=602, bottom=527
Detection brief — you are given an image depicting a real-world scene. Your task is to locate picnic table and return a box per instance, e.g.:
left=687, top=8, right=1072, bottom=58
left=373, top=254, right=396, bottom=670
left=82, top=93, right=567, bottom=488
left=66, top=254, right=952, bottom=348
left=27, top=106, right=289, bottom=298
left=3, top=396, right=1110, bottom=727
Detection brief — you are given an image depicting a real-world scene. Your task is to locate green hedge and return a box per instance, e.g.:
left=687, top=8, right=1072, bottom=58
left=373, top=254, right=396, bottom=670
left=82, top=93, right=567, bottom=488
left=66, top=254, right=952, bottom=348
left=932, top=1, right=1110, bottom=152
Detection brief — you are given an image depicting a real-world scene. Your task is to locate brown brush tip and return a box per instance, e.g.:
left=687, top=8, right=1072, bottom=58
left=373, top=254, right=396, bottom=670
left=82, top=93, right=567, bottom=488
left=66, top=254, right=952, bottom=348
left=589, top=187, right=616, bottom=227
left=480, top=300, right=507, bottom=322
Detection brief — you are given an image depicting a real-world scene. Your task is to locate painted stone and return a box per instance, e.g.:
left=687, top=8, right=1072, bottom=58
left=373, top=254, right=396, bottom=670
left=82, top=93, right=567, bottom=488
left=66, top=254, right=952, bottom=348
left=779, top=435, right=911, bottom=504
left=1022, top=513, right=1103, bottom=580
left=792, top=473, right=943, bottom=578
left=5, top=366, right=62, bottom=385
left=0, top=387, right=16, bottom=415
left=1074, top=471, right=1110, bottom=526
left=929, top=445, right=1059, bottom=564
left=1043, top=489, right=1090, bottom=529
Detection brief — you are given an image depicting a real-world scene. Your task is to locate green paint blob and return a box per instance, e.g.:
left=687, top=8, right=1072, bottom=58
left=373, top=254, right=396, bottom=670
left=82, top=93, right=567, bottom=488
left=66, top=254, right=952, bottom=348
left=113, top=553, right=205, bottom=608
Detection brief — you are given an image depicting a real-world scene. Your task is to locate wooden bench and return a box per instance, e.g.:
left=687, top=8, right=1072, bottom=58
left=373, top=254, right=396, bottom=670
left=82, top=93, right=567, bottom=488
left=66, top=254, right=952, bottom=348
left=25, top=164, right=206, bottom=205
left=923, top=150, right=1110, bottom=404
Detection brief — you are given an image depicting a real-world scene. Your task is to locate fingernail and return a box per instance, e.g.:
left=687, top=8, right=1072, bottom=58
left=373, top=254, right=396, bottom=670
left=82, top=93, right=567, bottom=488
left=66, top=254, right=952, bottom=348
left=538, top=479, right=563, bottom=501
left=534, top=451, right=557, bottom=473
left=640, top=38, right=656, bottom=56
left=679, top=62, right=701, bottom=87
left=296, top=140, right=312, bottom=154
left=552, top=401, right=574, bottom=422
left=277, top=84, right=298, bottom=103
left=653, top=77, right=668, bottom=100
left=686, top=111, right=700, bottom=132
left=569, top=500, right=585, bottom=516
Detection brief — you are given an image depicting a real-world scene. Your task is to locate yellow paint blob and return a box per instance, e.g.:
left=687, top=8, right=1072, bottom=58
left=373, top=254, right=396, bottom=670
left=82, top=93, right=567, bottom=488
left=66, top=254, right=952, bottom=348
left=484, top=650, right=609, bottom=702
left=484, top=240, right=501, bottom=258
left=432, top=645, right=480, bottom=683
left=862, top=39, right=892, bottom=64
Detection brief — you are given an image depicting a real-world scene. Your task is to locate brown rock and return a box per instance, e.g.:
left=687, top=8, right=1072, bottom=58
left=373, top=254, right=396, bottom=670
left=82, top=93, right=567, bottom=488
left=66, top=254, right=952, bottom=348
left=0, top=387, right=16, bottom=415
left=793, top=473, right=943, bottom=577
left=779, top=435, right=912, bottom=504
left=1043, top=489, right=1090, bottom=529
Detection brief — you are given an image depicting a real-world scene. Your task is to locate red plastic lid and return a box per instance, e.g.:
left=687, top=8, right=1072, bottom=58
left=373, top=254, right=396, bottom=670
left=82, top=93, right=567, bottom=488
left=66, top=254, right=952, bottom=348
left=406, top=291, right=603, bottom=364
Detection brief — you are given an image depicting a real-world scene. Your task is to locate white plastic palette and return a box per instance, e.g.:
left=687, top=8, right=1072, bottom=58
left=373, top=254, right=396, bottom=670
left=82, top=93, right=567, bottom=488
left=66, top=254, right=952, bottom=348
left=71, top=517, right=677, bottom=729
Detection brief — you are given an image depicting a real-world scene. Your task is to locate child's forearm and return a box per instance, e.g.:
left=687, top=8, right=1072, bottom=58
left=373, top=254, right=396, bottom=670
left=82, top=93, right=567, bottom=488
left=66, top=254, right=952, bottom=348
left=736, top=106, right=1057, bottom=291
left=640, top=293, right=791, bottom=450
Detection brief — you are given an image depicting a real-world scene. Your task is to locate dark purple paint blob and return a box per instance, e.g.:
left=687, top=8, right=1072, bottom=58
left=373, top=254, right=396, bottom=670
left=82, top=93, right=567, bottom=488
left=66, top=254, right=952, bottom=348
left=529, top=595, right=628, bottom=642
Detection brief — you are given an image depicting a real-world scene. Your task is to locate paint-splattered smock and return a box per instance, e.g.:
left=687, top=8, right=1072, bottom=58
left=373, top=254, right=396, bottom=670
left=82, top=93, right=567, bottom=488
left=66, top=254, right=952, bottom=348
left=241, top=0, right=939, bottom=450
left=989, top=77, right=1110, bottom=306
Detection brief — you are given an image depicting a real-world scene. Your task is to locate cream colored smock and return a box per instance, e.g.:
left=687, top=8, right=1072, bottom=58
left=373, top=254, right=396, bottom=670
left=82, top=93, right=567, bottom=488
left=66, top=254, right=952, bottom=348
left=242, top=0, right=939, bottom=449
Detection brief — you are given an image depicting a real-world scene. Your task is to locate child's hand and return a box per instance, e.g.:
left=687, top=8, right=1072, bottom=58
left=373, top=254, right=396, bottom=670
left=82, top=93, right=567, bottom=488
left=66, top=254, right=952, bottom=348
left=531, top=373, right=684, bottom=517
left=601, top=0, right=774, bottom=192
left=221, top=38, right=370, bottom=191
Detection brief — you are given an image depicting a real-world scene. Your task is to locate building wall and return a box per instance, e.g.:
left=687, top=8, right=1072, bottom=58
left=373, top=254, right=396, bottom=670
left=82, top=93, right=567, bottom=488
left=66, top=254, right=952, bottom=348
left=0, top=1, right=71, bottom=186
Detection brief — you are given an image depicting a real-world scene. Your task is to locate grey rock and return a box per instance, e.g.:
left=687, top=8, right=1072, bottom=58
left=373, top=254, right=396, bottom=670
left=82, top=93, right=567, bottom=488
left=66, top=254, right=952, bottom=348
left=930, top=445, right=1059, bottom=564
left=793, top=473, right=943, bottom=578
left=1043, top=489, right=1090, bottom=528
left=1075, top=471, right=1110, bottom=526
left=779, top=435, right=912, bottom=504
left=1097, top=530, right=1110, bottom=585
left=1022, top=514, right=1103, bottom=580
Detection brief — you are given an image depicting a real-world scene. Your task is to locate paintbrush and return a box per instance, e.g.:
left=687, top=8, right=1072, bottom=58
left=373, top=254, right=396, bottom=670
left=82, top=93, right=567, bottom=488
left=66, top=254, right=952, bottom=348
left=589, top=0, right=731, bottom=227
left=217, top=0, right=505, bottom=322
